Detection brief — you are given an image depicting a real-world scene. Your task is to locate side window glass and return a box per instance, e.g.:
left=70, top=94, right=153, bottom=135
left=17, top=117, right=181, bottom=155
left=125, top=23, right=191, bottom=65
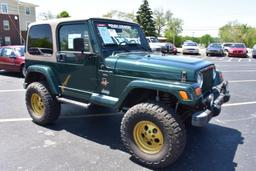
left=58, top=22, right=91, bottom=64
left=2, top=48, right=14, bottom=57
left=27, top=24, right=53, bottom=56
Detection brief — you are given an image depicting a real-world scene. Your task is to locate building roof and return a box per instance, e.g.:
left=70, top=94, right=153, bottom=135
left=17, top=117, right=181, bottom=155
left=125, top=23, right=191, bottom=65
left=18, top=1, right=38, bottom=7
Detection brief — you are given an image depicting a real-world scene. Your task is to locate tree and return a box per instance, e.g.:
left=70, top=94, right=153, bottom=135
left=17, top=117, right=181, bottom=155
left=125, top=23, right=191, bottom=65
left=38, top=11, right=55, bottom=20
left=164, top=17, right=183, bottom=45
left=57, top=11, right=70, bottom=18
left=136, top=0, right=156, bottom=36
left=153, top=8, right=167, bottom=36
left=200, top=34, right=214, bottom=47
left=103, top=10, right=136, bottom=22
left=219, top=21, right=256, bottom=47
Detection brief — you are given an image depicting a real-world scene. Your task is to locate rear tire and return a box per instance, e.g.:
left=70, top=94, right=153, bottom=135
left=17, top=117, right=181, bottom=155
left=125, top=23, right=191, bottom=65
left=121, top=103, right=186, bottom=169
left=26, top=82, right=60, bottom=125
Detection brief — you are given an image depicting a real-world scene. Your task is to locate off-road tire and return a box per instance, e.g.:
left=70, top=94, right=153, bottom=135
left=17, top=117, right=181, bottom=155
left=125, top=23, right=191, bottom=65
left=121, top=103, right=186, bottom=169
left=26, top=82, right=60, bottom=125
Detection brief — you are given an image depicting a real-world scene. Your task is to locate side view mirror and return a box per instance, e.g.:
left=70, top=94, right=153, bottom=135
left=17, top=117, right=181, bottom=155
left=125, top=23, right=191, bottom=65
left=73, top=38, right=85, bottom=52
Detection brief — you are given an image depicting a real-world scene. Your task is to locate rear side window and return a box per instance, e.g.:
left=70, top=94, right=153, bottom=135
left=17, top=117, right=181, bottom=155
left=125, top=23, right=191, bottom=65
left=27, top=24, right=53, bottom=56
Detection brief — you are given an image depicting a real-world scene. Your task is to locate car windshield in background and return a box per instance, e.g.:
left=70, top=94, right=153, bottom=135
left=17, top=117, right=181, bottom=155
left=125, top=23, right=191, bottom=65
left=184, top=42, right=197, bottom=46
left=149, top=37, right=159, bottom=43
left=96, top=23, right=142, bottom=46
left=209, top=44, right=222, bottom=48
left=232, top=44, right=246, bottom=48
left=223, top=44, right=233, bottom=47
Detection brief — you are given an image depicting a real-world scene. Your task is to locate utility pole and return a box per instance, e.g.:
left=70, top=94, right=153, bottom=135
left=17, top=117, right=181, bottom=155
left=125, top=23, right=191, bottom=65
left=16, top=0, right=23, bottom=45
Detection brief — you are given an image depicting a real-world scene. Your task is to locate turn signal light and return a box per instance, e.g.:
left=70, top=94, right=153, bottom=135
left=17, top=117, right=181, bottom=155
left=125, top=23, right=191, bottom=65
left=195, top=87, right=202, bottom=96
left=179, top=91, right=189, bottom=100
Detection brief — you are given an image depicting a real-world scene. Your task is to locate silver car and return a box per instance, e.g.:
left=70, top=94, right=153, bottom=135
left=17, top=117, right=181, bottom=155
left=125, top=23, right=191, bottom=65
left=253, top=44, right=256, bottom=58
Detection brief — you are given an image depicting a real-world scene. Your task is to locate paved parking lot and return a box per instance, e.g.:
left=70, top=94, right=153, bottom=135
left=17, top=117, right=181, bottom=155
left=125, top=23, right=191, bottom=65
left=0, top=56, right=256, bottom=171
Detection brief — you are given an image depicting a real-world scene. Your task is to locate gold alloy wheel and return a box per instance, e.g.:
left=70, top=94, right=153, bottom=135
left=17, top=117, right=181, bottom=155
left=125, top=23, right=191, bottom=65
left=133, top=121, right=164, bottom=154
left=31, top=93, right=45, bottom=116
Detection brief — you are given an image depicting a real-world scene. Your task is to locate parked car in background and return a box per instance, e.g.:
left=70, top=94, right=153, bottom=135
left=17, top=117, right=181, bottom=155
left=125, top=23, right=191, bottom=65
left=146, top=36, right=177, bottom=55
left=0, top=45, right=26, bottom=77
left=182, top=41, right=200, bottom=55
left=252, top=44, right=256, bottom=58
left=222, top=43, right=233, bottom=52
left=228, top=43, right=247, bottom=58
left=206, top=43, right=225, bottom=57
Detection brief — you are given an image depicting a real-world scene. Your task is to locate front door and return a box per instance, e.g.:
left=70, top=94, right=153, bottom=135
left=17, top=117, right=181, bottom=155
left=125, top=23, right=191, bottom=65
left=56, top=22, right=97, bottom=102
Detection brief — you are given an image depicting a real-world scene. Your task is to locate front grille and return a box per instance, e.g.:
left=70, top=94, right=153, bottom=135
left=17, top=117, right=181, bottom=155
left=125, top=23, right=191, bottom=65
left=201, top=67, right=214, bottom=94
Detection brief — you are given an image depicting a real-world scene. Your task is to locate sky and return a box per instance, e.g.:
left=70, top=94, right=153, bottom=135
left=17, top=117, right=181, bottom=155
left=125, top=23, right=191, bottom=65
left=24, top=0, right=256, bottom=37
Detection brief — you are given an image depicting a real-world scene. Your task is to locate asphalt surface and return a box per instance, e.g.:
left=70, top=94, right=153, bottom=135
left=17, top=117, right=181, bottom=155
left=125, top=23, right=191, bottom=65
left=0, top=56, right=256, bottom=171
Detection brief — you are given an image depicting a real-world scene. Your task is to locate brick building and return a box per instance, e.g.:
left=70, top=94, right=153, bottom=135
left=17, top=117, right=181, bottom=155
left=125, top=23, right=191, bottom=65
left=0, top=0, right=37, bottom=46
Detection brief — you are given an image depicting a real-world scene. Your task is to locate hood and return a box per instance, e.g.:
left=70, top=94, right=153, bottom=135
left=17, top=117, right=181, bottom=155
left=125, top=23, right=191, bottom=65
left=105, top=52, right=213, bottom=82
left=230, top=47, right=246, bottom=51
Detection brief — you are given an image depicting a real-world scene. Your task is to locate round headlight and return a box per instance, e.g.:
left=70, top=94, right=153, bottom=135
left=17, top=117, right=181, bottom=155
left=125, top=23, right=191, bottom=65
left=197, top=73, right=203, bottom=88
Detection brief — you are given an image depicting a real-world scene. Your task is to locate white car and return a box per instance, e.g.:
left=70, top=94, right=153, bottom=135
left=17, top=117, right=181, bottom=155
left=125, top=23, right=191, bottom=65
left=222, top=43, right=233, bottom=52
left=253, top=44, right=256, bottom=58
left=182, top=42, right=199, bottom=55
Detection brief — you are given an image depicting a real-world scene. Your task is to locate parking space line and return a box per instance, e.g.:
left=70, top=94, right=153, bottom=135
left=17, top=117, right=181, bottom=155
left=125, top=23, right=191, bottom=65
left=223, top=101, right=256, bottom=107
left=227, top=58, right=233, bottom=62
left=0, top=113, right=121, bottom=123
left=0, top=89, right=25, bottom=93
left=249, top=58, right=252, bottom=62
left=229, top=80, right=256, bottom=83
left=238, top=58, right=242, bottom=62
left=0, top=118, right=32, bottom=123
left=222, top=70, right=256, bottom=73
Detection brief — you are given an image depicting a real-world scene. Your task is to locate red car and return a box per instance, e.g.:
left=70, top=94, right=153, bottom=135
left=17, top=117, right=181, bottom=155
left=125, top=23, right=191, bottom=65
left=0, top=45, right=26, bottom=77
left=228, top=43, right=247, bottom=58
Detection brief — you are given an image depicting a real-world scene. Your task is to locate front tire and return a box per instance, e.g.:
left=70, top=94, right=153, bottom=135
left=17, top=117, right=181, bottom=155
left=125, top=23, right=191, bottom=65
left=26, top=82, right=60, bottom=125
left=121, top=103, right=186, bottom=169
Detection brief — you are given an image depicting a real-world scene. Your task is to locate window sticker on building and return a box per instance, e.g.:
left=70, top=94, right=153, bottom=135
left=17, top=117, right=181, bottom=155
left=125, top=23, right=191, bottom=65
left=68, top=34, right=81, bottom=49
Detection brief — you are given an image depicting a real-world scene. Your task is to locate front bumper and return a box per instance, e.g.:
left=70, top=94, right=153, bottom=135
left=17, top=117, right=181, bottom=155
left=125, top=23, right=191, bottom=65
left=183, top=49, right=199, bottom=54
left=192, top=81, right=230, bottom=127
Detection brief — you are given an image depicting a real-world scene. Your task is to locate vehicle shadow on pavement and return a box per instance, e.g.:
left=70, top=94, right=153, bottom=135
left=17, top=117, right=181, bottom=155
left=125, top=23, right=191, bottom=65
left=46, top=105, right=244, bottom=171
left=0, top=71, right=22, bottom=78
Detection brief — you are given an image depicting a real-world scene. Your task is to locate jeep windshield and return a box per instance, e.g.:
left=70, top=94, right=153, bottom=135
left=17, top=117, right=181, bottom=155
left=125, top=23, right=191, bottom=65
left=94, top=21, right=150, bottom=54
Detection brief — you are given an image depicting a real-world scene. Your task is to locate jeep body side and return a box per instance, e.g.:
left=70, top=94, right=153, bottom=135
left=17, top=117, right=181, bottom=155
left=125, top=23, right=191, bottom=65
left=24, top=18, right=230, bottom=169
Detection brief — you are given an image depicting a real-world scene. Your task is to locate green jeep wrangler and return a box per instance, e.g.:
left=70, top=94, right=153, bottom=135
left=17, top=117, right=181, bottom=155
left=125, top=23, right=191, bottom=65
left=24, top=18, right=230, bottom=168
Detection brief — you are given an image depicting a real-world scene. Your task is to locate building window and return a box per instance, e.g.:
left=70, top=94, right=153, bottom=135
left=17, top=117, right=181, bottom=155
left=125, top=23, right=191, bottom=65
left=4, top=37, right=11, bottom=45
left=3, top=20, right=10, bottom=30
left=1, top=3, right=8, bottom=14
left=25, top=7, right=31, bottom=15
